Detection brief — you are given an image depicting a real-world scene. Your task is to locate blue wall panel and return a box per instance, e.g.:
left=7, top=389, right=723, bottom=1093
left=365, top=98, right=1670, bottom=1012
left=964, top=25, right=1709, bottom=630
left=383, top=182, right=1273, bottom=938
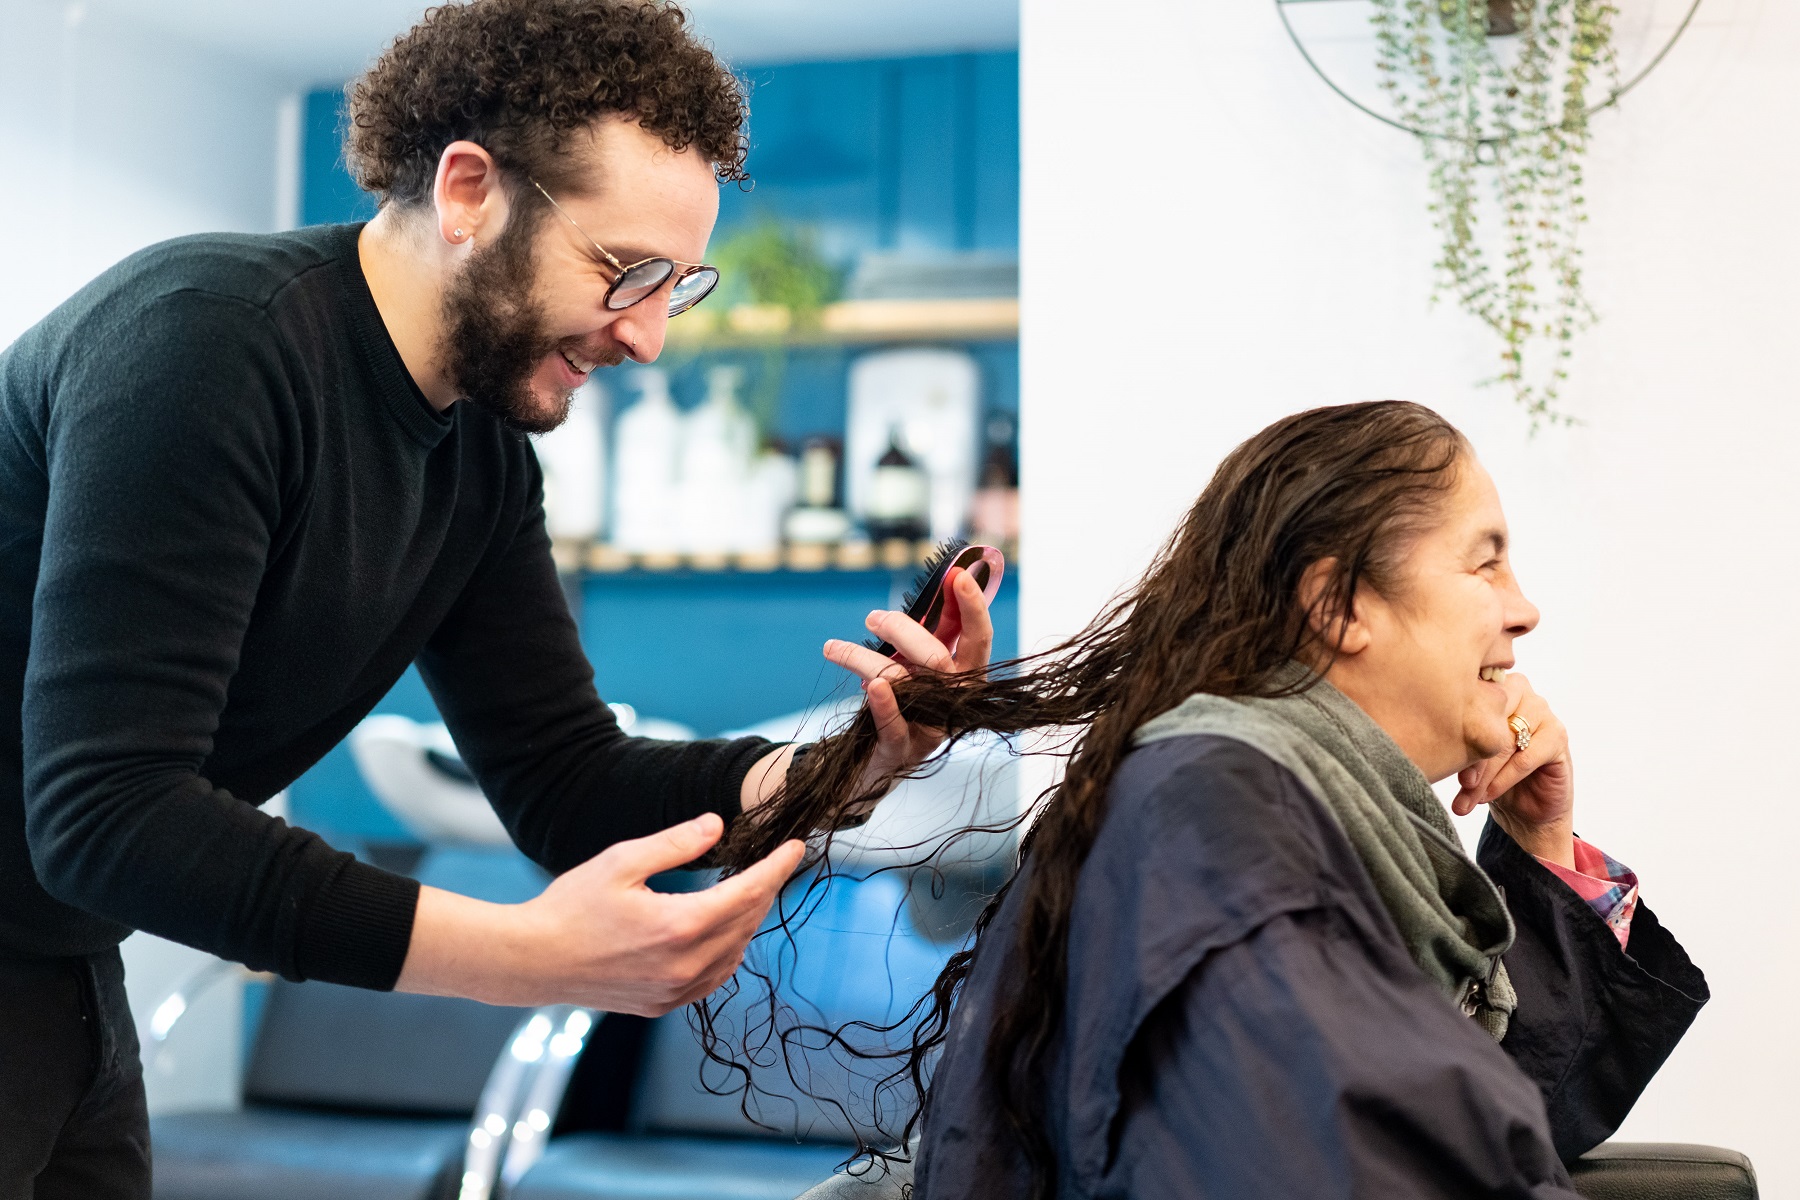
left=302, top=89, right=376, bottom=228
left=898, top=58, right=958, bottom=253
left=973, top=54, right=1021, bottom=250
left=724, top=60, right=887, bottom=255
left=303, top=51, right=1021, bottom=258
left=713, top=51, right=1018, bottom=255
left=580, top=567, right=1018, bottom=739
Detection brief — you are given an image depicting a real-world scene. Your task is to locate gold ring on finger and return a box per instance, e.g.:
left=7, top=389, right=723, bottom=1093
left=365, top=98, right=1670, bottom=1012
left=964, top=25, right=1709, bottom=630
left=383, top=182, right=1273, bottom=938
left=1507, top=713, right=1532, bottom=753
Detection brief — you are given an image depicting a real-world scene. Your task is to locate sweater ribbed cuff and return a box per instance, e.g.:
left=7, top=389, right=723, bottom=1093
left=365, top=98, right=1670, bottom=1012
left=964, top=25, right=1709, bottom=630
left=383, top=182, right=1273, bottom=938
left=293, top=857, right=420, bottom=991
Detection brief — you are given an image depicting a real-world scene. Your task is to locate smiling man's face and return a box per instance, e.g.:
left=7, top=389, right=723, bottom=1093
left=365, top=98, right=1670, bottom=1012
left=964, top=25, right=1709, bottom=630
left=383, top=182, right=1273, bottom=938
left=1326, top=456, right=1543, bottom=781
left=441, top=115, right=720, bottom=433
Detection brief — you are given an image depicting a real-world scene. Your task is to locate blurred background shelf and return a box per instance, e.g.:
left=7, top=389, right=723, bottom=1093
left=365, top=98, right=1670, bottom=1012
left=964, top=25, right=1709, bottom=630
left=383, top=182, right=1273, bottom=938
left=556, top=536, right=1017, bottom=574
left=665, top=297, right=1019, bottom=349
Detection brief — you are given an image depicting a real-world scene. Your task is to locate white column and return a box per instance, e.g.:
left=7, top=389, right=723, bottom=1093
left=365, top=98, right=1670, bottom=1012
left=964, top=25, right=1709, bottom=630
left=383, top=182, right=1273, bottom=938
left=1020, top=0, right=1800, bottom=1187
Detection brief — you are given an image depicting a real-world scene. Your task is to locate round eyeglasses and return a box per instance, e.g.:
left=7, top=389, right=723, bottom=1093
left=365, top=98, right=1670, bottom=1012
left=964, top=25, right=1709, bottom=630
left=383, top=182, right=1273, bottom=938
left=530, top=178, right=721, bottom=318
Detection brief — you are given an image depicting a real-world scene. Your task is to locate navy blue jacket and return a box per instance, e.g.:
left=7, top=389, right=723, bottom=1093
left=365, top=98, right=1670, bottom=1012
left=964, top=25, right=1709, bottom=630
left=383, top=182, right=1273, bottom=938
left=916, top=735, right=1706, bottom=1199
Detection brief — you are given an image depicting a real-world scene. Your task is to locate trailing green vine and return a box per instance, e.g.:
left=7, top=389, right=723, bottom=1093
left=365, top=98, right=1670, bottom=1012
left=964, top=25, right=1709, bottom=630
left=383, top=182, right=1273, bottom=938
left=1368, top=0, right=1618, bottom=426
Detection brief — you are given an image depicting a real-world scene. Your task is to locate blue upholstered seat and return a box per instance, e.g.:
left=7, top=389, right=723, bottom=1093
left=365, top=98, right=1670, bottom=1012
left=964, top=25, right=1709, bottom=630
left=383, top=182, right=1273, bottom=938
left=510, top=1134, right=850, bottom=1200
left=150, top=847, right=544, bottom=1200
left=150, top=1108, right=465, bottom=1200
left=511, top=868, right=961, bottom=1200
left=149, top=854, right=969, bottom=1200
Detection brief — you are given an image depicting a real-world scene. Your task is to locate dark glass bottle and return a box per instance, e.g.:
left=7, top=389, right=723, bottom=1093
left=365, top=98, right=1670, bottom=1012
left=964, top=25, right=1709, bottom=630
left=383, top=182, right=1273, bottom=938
left=864, top=427, right=931, bottom=543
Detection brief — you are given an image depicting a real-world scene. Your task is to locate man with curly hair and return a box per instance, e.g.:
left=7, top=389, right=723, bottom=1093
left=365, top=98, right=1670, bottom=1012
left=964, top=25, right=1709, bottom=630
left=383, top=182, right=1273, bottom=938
left=0, top=2, right=993, bottom=1193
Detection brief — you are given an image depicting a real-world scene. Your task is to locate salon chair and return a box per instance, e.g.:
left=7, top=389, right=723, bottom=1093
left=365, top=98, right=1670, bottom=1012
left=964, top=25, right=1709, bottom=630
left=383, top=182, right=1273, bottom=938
left=503, top=864, right=987, bottom=1200
left=787, top=1142, right=1761, bottom=1199
left=503, top=716, right=1015, bottom=1200
left=148, top=847, right=548, bottom=1200
left=150, top=718, right=1009, bottom=1200
left=1567, top=1144, right=1758, bottom=1199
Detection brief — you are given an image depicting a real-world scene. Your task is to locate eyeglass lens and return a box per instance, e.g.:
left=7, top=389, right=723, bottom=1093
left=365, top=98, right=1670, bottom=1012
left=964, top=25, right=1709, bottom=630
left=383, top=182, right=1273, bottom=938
left=668, top=267, right=720, bottom=316
left=606, top=260, right=676, bottom=311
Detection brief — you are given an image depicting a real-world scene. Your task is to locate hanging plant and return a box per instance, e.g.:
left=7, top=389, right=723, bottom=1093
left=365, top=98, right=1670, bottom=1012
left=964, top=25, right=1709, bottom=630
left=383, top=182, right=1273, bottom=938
left=1367, top=0, right=1619, bottom=426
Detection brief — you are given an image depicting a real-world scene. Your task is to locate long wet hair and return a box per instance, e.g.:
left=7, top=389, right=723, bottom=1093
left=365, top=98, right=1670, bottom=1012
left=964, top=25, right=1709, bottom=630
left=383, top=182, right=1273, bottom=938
left=705, top=401, right=1469, bottom=1197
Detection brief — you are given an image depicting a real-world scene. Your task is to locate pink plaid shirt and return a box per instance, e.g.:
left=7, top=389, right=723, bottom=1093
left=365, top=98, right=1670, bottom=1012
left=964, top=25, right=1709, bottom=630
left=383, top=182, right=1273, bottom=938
left=1535, top=838, right=1639, bottom=950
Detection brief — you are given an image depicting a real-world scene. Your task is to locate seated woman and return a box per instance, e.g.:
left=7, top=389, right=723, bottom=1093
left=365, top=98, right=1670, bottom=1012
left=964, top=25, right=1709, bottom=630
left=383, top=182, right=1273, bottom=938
left=726, top=401, right=1706, bottom=1198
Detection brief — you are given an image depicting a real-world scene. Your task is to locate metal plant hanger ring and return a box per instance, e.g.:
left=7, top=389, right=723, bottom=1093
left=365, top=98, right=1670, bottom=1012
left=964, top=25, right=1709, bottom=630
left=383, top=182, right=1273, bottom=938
left=1272, top=0, right=1704, bottom=426
left=1274, top=0, right=1704, bottom=147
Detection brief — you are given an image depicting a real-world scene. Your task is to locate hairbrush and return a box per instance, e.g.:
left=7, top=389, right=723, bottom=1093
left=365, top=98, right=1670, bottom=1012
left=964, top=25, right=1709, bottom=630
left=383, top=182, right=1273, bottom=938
left=866, top=537, right=1005, bottom=661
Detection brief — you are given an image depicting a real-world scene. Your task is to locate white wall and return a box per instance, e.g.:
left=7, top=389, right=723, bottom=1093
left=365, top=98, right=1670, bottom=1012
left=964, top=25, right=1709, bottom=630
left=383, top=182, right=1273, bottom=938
left=0, top=0, right=300, bottom=347
left=0, top=0, right=302, bottom=1111
left=1020, top=0, right=1798, bottom=1189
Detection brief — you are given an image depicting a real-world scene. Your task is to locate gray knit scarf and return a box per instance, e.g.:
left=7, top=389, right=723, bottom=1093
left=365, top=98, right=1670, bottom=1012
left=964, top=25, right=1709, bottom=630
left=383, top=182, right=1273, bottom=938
left=1134, top=663, right=1517, bottom=1039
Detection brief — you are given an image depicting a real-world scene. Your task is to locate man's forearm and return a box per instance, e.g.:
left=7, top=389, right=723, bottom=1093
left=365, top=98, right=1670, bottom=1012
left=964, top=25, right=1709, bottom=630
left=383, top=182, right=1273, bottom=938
left=396, top=885, right=552, bottom=1006
left=739, top=743, right=797, bottom=817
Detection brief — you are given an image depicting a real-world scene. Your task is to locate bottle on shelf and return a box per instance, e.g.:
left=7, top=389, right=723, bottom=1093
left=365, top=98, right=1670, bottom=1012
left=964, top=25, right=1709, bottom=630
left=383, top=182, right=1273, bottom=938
left=677, top=365, right=756, bottom=562
left=970, top=409, right=1020, bottom=553
left=783, top=437, right=852, bottom=545
left=533, top=377, right=607, bottom=547
left=844, top=347, right=979, bottom=544
left=609, top=369, right=682, bottom=559
left=863, top=425, right=932, bottom=550
left=742, top=438, right=799, bottom=565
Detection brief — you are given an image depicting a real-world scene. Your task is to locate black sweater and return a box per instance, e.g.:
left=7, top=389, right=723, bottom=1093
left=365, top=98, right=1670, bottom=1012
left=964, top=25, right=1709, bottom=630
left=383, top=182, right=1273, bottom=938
left=0, top=224, right=771, bottom=989
left=918, top=736, right=1707, bottom=1198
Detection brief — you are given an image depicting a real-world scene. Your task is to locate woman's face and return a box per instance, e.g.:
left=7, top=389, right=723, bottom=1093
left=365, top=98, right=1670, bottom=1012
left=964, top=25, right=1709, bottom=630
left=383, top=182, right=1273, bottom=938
left=1324, top=456, right=1541, bottom=782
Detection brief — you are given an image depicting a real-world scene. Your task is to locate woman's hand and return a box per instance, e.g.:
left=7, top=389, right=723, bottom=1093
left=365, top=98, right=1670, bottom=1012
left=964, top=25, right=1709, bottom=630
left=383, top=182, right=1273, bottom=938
left=1451, top=672, right=1577, bottom=870
left=821, top=566, right=995, bottom=806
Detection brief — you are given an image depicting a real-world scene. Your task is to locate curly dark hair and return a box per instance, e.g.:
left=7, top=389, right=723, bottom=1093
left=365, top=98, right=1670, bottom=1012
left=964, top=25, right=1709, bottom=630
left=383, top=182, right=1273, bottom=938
left=345, top=0, right=748, bottom=208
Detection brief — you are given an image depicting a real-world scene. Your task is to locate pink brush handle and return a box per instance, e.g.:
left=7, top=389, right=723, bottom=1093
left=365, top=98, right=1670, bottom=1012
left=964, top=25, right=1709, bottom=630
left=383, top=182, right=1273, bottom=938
left=914, top=544, right=1005, bottom=658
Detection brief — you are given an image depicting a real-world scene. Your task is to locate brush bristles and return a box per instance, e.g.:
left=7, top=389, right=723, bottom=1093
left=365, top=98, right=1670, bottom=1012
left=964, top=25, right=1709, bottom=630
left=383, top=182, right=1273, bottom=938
left=864, top=536, right=971, bottom=653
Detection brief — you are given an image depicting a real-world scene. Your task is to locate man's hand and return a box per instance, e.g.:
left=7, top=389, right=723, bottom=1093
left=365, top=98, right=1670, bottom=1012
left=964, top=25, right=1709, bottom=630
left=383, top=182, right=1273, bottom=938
left=736, top=565, right=997, bottom=821
left=1450, top=672, right=1576, bottom=869
left=397, top=813, right=804, bottom=1013
left=823, top=565, right=995, bottom=803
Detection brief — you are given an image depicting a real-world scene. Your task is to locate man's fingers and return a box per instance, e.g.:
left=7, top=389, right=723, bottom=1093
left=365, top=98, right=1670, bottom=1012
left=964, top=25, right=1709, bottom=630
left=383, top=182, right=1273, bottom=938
left=865, top=677, right=907, bottom=741
left=689, top=838, right=805, bottom=920
left=823, top=638, right=910, bottom=684
left=666, top=842, right=807, bottom=1008
left=864, top=609, right=955, bottom=673
left=594, top=813, right=724, bottom=884
left=950, top=568, right=994, bottom=672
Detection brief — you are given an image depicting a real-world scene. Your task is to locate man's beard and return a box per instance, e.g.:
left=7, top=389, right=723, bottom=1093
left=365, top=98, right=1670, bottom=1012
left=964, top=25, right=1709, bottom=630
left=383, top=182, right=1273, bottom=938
left=439, top=208, right=579, bottom=435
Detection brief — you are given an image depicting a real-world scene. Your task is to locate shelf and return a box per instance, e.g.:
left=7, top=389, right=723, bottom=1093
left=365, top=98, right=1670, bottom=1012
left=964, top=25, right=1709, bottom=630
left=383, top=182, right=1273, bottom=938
left=551, top=538, right=1019, bottom=576
left=664, top=297, right=1019, bottom=350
